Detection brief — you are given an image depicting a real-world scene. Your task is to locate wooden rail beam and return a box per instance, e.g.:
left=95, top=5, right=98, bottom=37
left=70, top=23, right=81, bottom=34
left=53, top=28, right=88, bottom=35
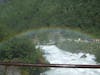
left=0, top=62, right=100, bottom=68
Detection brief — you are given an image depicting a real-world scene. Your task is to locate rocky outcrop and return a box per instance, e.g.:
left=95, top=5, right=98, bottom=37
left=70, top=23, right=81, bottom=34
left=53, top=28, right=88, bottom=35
left=0, top=66, right=5, bottom=75
left=0, top=66, right=21, bottom=75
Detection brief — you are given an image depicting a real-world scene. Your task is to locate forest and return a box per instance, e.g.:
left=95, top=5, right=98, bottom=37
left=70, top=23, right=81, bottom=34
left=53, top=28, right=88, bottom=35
left=0, top=0, right=100, bottom=42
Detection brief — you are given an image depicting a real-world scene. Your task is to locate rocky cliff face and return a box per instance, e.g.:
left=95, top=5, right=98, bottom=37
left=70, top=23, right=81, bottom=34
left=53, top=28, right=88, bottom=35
left=0, top=66, right=21, bottom=75
left=0, top=66, right=5, bottom=75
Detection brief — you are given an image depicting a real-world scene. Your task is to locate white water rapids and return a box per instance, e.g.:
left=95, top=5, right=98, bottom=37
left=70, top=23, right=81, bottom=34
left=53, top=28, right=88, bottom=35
left=38, top=45, right=100, bottom=75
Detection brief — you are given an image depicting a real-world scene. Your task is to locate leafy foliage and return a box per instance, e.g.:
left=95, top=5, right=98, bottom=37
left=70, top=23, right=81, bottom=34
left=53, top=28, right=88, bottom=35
left=0, top=37, right=43, bottom=63
left=0, top=0, right=100, bottom=41
left=0, top=36, right=47, bottom=74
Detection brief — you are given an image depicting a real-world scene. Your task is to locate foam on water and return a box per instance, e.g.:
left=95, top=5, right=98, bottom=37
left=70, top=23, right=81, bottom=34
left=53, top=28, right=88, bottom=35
left=38, top=45, right=100, bottom=75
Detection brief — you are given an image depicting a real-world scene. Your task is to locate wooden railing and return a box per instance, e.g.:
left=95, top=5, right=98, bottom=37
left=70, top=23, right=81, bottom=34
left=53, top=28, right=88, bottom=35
left=0, top=62, right=100, bottom=68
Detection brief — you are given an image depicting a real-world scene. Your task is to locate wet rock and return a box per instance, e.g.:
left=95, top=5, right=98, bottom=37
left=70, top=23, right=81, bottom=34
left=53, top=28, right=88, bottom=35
left=80, top=54, right=87, bottom=58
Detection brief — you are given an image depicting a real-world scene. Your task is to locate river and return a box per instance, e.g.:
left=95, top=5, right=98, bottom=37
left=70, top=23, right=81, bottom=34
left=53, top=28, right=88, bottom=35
left=38, top=45, right=100, bottom=75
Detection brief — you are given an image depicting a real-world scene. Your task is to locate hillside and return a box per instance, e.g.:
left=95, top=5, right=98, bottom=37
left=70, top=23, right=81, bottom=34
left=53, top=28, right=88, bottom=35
left=0, top=0, right=100, bottom=41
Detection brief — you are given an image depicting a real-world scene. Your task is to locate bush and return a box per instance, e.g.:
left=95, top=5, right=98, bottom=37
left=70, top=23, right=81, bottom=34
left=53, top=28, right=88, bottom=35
left=0, top=36, right=47, bottom=75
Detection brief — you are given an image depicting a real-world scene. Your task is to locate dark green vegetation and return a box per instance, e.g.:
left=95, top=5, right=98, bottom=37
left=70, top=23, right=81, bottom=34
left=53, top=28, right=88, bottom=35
left=0, top=36, right=47, bottom=75
left=0, top=0, right=100, bottom=41
left=0, top=37, right=36, bottom=62
left=0, top=0, right=100, bottom=74
left=57, top=40, right=100, bottom=62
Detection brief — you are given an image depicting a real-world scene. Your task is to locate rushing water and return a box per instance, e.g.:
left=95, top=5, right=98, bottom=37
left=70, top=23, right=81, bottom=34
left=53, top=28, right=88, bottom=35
left=38, top=45, right=100, bottom=75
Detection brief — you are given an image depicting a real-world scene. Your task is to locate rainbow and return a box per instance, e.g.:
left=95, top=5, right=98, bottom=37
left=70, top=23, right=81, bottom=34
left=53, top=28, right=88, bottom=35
left=1, top=27, right=92, bottom=42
